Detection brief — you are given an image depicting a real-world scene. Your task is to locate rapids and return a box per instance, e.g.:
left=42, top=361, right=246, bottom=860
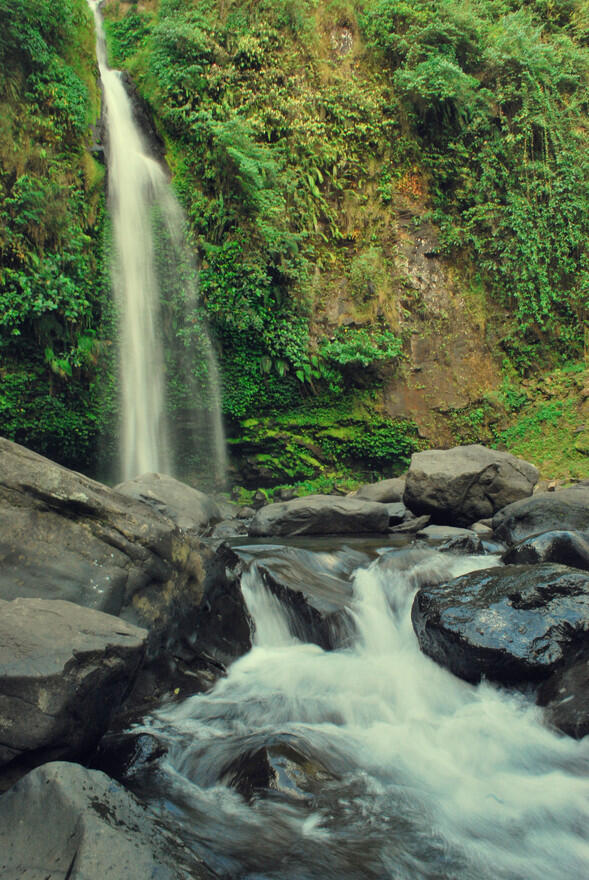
left=134, top=542, right=589, bottom=879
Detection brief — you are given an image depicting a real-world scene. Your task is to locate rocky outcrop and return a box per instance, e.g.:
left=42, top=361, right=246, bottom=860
left=115, top=472, right=221, bottom=534
left=0, top=762, right=214, bottom=879
left=411, top=563, right=589, bottom=685
left=492, top=487, right=589, bottom=546
left=0, top=438, right=222, bottom=662
left=0, top=599, right=146, bottom=768
left=503, top=530, right=589, bottom=570
left=248, top=494, right=390, bottom=537
left=403, top=445, right=538, bottom=527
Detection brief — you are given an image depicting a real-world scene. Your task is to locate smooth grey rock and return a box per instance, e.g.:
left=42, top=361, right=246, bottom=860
left=411, top=563, right=589, bottom=685
left=355, top=477, right=406, bottom=503
left=404, top=445, right=538, bottom=527
left=537, top=658, right=589, bottom=739
left=248, top=495, right=390, bottom=537
left=115, top=472, right=221, bottom=534
left=385, top=501, right=408, bottom=525
left=503, top=530, right=589, bottom=571
left=0, top=438, right=211, bottom=662
left=471, top=520, right=493, bottom=535
left=389, top=514, right=431, bottom=533
left=0, top=762, right=214, bottom=879
left=493, top=488, right=589, bottom=546
left=0, top=598, right=146, bottom=767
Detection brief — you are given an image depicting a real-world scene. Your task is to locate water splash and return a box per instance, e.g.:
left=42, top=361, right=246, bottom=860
left=88, top=0, right=227, bottom=485
left=141, top=545, right=589, bottom=879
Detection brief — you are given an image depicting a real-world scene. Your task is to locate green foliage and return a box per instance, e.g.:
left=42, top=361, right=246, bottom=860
left=361, top=0, right=589, bottom=369
left=320, top=327, right=403, bottom=368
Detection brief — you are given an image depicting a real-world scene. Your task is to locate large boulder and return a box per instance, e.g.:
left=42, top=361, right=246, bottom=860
left=411, top=563, right=589, bottom=685
left=503, top=530, right=589, bottom=571
left=0, top=438, right=225, bottom=663
left=403, top=445, right=538, bottom=527
left=0, top=598, right=146, bottom=768
left=248, top=494, right=390, bottom=537
left=115, top=472, right=221, bottom=534
left=492, top=487, right=589, bottom=546
left=0, top=762, right=214, bottom=879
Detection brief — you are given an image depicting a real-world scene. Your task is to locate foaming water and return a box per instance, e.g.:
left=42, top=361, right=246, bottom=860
left=87, top=1, right=227, bottom=484
left=139, top=545, right=589, bottom=879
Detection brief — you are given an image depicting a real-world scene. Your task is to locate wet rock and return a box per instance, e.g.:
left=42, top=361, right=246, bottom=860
left=248, top=495, right=390, bottom=537
left=115, top=472, right=221, bottom=534
left=404, top=445, right=538, bottom=527
left=411, top=563, right=589, bottom=685
left=417, top=524, right=477, bottom=541
left=438, top=534, right=485, bottom=555
left=385, top=501, right=408, bottom=525
left=0, top=598, right=146, bottom=768
left=537, top=658, right=589, bottom=739
left=0, top=762, right=214, bottom=879
left=354, top=477, right=406, bottom=503
left=221, top=740, right=336, bottom=803
left=90, top=731, right=166, bottom=784
left=210, top=518, right=248, bottom=539
left=503, top=530, right=589, bottom=571
left=493, top=488, right=589, bottom=546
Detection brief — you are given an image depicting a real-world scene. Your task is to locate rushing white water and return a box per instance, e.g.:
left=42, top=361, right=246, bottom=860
left=88, top=1, right=227, bottom=484
left=138, top=544, right=589, bottom=879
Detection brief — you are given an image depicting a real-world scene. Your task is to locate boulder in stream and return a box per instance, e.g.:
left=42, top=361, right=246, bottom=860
left=248, top=494, right=390, bottom=537
left=404, top=445, right=538, bottom=526
left=0, top=598, right=146, bottom=768
left=411, top=563, right=589, bottom=685
left=537, top=658, right=589, bottom=739
left=115, top=471, right=221, bottom=534
left=0, top=761, right=214, bottom=879
left=503, top=530, right=589, bottom=571
left=493, top=487, right=589, bottom=546
left=354, top=477, right=406, bottom=503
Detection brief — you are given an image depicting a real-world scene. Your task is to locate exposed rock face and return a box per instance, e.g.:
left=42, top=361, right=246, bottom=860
left=248, top=495, right=390, bottom=537
left=492, top=487, right=589, bottom=546
left=404, top=445, right=539, bottom=526
left=354, top=477, right=406, bottom=503
left=503, top=530, right=589, bottom=571
left=411, top=563, right=589, bottom=685
left=0, top=598, right=146, bottom=768
left=0, top=762, right=214, bottom=879
left=115, top=472, right=221, bottom=534
left=538, top=658, right=589, bottom=739
left=0, top=438, right=211, bottom=660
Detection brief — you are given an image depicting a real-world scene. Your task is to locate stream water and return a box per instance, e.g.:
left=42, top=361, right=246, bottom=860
left=132, top=541, right=589, bottom=879
left=88, top=1, right=226, bottom=485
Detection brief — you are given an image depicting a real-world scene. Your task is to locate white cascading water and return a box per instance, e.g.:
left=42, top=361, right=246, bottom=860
left=88, top=1, right=227, bottom=484
left=139, top=546, right=589, bottom=879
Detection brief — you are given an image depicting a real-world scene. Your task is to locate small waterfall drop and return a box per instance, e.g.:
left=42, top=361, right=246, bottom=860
left=88, top=1, right=227, bottom=485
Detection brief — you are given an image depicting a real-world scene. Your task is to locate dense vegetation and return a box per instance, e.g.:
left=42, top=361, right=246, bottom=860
left=0, top=0, right=109, bottom=470
left=2, top=0, right=589, bottom=483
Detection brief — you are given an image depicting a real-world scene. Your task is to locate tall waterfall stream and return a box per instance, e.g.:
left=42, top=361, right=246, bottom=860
left=126, top=540, right=589, bottom=880
left=88, top=0, right=226, bottom=484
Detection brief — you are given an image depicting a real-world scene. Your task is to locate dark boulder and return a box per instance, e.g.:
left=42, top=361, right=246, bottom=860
left=0, top=761, right=215, bottom=879
left=537, top=658, right=589, bottom=739
left=493, top=488, right=589, bottom=546
left=503, top=530, right=589, bottom=571
left=115, top=472, right=222, bottom=534
left=0, top=598, right=146, bottom=768
left=248, top=494, right=390, bottom=537
left=404, top=445, right=538, bottom=527
left=411, top=563, right=589, bottom=685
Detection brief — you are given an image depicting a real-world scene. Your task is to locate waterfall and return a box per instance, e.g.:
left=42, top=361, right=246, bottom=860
left=88, top=1, right=227, bottom=486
